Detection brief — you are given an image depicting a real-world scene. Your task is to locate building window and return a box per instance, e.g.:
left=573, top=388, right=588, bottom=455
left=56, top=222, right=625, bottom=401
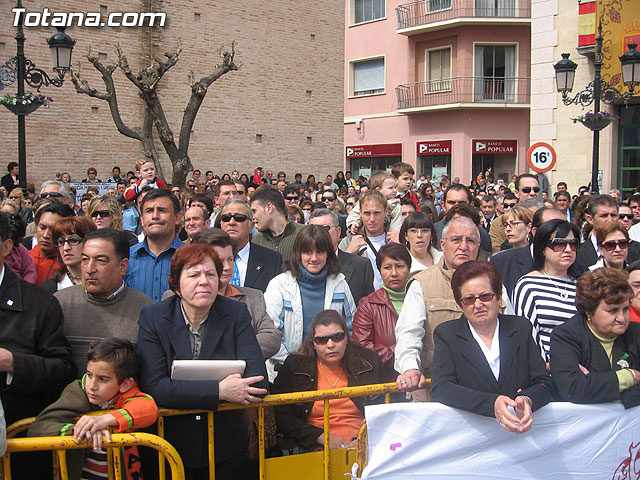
left=474, top=45, right=516, bottom=102
left=352, top=58, right=385, bottom=97
left=475, top=0, right=516, bottom=17
left=618, top=105, right=640, bottom=192
left=426, top=0, right=451, bottom=13
left=426, top=48, right=451, bottom=93
left=353, top=0, right=385, bottom=24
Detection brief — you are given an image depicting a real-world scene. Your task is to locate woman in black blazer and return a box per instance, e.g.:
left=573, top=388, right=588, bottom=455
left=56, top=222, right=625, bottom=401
left=431, top=261, right=553, bottom=434
left=550, top=268, right=640, bottom=408
left=137, top=244, right=268, bottom=480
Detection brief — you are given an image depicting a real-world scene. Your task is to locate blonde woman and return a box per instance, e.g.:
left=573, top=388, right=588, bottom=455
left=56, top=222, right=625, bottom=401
left=499, top=206, right=533, bottom=251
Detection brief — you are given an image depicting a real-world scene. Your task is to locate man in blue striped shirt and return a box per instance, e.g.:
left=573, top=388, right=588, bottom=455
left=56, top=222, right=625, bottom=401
left=124, top=189, right=184, bottom=302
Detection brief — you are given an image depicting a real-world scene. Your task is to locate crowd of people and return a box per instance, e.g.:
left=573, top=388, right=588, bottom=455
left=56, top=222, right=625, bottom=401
left=2, top=157, right=640, bottom=479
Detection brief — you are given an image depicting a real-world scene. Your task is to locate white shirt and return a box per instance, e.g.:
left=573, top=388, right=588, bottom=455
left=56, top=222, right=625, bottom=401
left=235, top=241, right=250, bottom=287
left=629, top=223, right=640, bottom=243
left=364, top=232, right=386, bottom=290
left=468, top=319, right=501, bottom=380
left=394, top=278, right=515, bottom=374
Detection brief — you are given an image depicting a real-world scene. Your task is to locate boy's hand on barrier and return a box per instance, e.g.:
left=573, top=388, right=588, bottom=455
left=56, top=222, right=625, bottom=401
left=74, top=414, right=116, bottom=450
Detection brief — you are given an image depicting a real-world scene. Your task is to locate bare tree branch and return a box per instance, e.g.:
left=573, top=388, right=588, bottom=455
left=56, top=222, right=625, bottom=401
left=178, top=42, right=239, bottom=154
left=72, top=51, right=141, bottom=140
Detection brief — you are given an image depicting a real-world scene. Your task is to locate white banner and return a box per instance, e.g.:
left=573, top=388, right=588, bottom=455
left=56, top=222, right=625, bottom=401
left=362, top=402, right=640, bottom=480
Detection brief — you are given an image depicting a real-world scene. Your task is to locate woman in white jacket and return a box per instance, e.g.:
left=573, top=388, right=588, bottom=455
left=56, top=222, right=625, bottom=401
left=265, top=225, right=356, bottom=381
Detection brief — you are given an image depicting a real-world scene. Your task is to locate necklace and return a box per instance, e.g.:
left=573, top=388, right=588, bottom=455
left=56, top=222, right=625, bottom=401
left=319, top=360, right=343, bottom=389
left=540, top=270, right=571, bottom=300
left=67, top=272, right=81, bottom=284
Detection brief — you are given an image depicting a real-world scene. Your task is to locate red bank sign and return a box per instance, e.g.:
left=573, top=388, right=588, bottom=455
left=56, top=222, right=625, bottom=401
left=345, top=143, right=402, bottom=158
left=472, top=139, right=517, bottom=155
left=417, top=140, right=452, bottom=155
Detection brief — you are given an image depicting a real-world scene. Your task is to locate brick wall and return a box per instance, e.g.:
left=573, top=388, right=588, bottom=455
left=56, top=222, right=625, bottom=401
left=0, top=0, right=344, bottom=187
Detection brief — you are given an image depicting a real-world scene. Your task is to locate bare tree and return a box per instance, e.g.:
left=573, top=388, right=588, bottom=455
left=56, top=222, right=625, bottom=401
left=72, top=43, right=239, bottom=187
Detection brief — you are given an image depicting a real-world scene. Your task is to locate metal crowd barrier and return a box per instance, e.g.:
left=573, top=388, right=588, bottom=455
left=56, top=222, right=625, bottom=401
left=7, top=381, right=431, bottom=480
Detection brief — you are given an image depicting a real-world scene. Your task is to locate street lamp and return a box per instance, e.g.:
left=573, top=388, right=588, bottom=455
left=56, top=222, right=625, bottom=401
left=553, top=23, right=640, bottom=194
left=0, top=1, right=75, bottom=190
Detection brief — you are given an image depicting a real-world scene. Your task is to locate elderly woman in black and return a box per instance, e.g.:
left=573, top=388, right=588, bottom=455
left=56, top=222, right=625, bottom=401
left=431, top=261, right=553, bottom=434
left=272, top=310, right=388, bottom=451
left=137, top=244, right=268, bottom=480
left=550, top=268, right=640, bottom=408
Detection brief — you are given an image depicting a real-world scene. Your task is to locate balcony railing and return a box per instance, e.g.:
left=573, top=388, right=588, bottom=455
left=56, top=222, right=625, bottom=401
left=396, top=76, right=530, bottom=110
left=396, top=0, right=531, bottom=30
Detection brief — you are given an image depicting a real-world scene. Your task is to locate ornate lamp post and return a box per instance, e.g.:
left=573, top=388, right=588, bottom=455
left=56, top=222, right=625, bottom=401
left=553, top=23, right=640, bottom=194
left=0, top=0, right=75, bottom=189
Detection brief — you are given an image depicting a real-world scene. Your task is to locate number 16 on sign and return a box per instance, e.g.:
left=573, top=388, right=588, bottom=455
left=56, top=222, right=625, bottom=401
left=527, top=142, right=557, bottom=174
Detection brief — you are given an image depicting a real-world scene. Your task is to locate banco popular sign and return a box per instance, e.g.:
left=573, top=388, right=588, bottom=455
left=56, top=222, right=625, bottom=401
left=472, top=140, right=517, bottom=155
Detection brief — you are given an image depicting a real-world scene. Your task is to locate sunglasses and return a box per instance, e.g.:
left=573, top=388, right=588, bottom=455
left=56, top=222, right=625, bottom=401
left=285, top=196, right=299, bottom=201
left=346, top=202, right=355, bottom=207
left=313, top=331, right=346, bottom=345
left=220, top=213, right=249, bottom=223
left=503, top=202, right=517, bottom=209
left=619, top=214, right=634, bottom=220
left=520, top=187, right=541, bottom=194
left=601, top=239, right=629, bottom=251
left=460, top=293, right=496, bottom=306
left=55, top=236, right=83, bottom=247
left=186, top=184, right=196, bottom=189
left=91, top=210, right=111, bottom=218
left=322, top=197, right=336, bottom=202
left=41, top=192, right=63, bottom=199
left=547, top=238, right=579, bottom=252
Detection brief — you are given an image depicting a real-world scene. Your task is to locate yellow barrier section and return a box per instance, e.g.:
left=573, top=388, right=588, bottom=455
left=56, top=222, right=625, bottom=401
left=1, top=432, right=185, bottom=480
left=155, top=380, right=430, bottom=480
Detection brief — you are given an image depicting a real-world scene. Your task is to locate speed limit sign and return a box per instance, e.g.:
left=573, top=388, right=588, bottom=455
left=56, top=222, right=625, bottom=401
left=527, top=142, right=556, bottom=173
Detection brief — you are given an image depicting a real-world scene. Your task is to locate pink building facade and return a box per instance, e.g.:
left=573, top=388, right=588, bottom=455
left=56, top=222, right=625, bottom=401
left=344, top=0, right=532, bottom=184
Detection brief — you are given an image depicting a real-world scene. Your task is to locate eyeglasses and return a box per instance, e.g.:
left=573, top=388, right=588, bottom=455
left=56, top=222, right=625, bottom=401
left=91, top=210, right=112, bottom=218
left=619, top=214, right=634, bottom=220
left=220, top=213, right=249, bottom=223
left=322, top=197, right=336, bottom=203
left=313, top=331, right=346, bottom=345
left=520, top=187, right=541, bottom=194
left=41, top=192, right=63, bottom=199
left=500, top=221, right=525, bottom=230
left=55, top=236, right=83, bottom=248
left=315, top=224, right=333, bottom=231
left=285, top=196, right=299, bottom=201
left=186, top=184, right=195, bottom=189
left=503, top=202, right=516, bottom=209
left=407, top=228, right=430, bottom=235
left=547, top=238, right=579, bottom=252
left=445, top=235, right=478, bottom=247
left=459, top=293, right=496, bottom=306
left=346, top=202, right=355, bottom=207
left=601, top=239, right=629, bottom=251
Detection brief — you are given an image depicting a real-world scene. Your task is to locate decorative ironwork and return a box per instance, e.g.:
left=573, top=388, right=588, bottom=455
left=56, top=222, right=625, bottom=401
left=0, top=56, right=65, bottom=92
left=560, top=78, right=635, bottom=108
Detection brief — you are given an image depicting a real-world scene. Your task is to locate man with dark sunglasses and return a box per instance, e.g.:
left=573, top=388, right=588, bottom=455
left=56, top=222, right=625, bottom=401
left=217, top=198, right=282, bottom=293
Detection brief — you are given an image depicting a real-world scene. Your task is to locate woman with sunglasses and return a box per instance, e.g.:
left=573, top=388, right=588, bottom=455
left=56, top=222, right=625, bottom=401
left=432, top=261, right=552, bottom=433
left=265, top=225, right=356, bottom=381
left=86, top=195, right=138, bottom=246
left=513, top=219, right=581, bottom=362
left=589, top=222, right=630, bottom=271
left=399, top=212, right=442, bottom=275
left=40, top=216, right=96, bottom=294
left=273, top=310, right=387, bottom=451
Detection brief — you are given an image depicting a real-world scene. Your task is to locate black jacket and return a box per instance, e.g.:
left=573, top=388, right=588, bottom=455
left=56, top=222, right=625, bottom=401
left=245, top=242, right=283, bottom=293
left=137, top=294, right=268, bottom=467
left=0, top=265, right=76, bottom=426
left=550, top=313, right=640, bottom=408
left=431, top=314, right=553, bottom=417
left=272, top=345, right=388, bottom=450
left=337, top=249, right=375, bottom=307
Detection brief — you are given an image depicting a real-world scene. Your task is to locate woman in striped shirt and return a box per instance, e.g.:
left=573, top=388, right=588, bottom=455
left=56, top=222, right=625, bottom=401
left=513, top=219, right=582, bottom=362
